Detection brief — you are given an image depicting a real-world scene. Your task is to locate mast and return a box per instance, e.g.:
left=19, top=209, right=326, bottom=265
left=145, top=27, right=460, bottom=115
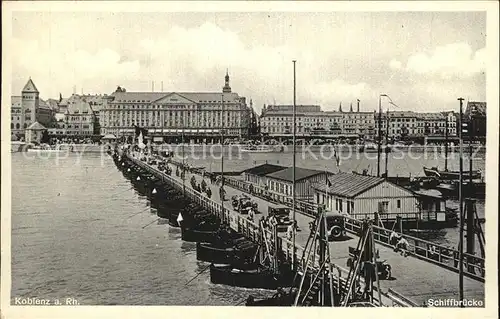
left=444, top=116, right=449, bottom=171
left=221, top=93, right=225, bottom=188
left=468, top=108, right=474, bottom=185
left=376, top=95, right=382, bottom=177
left=182, top=109, right=186, bottom=197
left=458, top=97, right=465, bottom=305
left=292, top=60, right=297, bottom=269
left=384, top=109, right=389, bottom=179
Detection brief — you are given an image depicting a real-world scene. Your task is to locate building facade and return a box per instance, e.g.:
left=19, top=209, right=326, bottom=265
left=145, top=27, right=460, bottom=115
left=465, top=101, right=486, bottom=140
left=259, top=102, right=375, bottom=138
left=100, top=72, right=251, bottom=142
left=47, top=94, right=100, bottom=138
left=313, top=172, right=419, bottom=220
left=265, top=167, right=329, bottom=202
left=374, top=110, right=458, bottom=140
left=241, top=164, right=287, bottom=188
left=11, top=78, right=56, bottom=138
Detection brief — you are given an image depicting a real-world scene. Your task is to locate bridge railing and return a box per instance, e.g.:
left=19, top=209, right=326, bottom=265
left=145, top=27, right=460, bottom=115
left=126, top=154, right=417, bottom=307
left=130, top=155, right=484, bottom=284
left=198, top=170, right=486, bottom=282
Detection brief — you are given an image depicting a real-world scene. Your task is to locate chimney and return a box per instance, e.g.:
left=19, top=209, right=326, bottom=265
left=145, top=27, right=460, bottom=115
left=152, top=81, right=154, bottom=92
left=357, top=99, right=360, bottom=112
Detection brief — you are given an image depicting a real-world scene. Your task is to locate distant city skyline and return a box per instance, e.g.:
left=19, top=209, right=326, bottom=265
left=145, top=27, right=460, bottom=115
left=10, top=10, right=486, bottom=113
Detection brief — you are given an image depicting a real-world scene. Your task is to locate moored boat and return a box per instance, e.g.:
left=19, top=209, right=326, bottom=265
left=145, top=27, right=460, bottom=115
left=240, top=145, right=282, bottom=153
left=209, top=263, right=295, bottom=290
left=423, top=166, right=481, bottom=180
left=196, top=239, right=257, bottom=264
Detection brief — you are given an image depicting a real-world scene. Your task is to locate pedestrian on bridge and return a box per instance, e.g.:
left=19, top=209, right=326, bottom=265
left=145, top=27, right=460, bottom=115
left=248, top=208, right=255, bottom=222
left=395, top=236, right=409, bottom=257
left=389, top=230, right=399, bottom=247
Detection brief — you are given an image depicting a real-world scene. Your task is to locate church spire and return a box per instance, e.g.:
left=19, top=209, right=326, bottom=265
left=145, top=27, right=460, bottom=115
left=222, top=69, right=232, bottom=93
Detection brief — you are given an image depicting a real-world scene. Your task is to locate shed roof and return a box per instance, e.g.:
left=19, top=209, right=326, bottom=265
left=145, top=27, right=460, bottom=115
left=413, top=189, right=443, bottom=199
left=266, top=167, right=325, bottom=182
left=241, top=164, right=286, bottom=177
left=314, top=172, right=385, bottom=198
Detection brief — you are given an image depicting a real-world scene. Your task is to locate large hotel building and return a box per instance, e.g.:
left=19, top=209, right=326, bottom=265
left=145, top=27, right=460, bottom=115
left=100, top=72, right=252, bottom=143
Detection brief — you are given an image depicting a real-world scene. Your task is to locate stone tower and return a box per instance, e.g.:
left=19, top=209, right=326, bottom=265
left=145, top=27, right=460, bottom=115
left=21, top=78, right=40, bottom=129
left=222, top=69, right=232, bottom=93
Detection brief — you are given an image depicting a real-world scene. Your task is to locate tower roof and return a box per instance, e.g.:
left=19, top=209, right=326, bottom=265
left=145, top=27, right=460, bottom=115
left=223, top=70, right=232, bottom=93
left=22, top=78, right=39, bottom=93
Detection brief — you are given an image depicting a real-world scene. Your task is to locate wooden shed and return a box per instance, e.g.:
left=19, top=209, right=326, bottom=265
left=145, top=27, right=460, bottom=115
left=266, top=167, right=329, bottom=202
left=313, top=172, right=419, bottom=221
left=241, top=163, right=286, bottom=188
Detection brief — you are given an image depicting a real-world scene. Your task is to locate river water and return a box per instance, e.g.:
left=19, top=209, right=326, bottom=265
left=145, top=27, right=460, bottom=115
left=10, top=149, right=485, bottom=305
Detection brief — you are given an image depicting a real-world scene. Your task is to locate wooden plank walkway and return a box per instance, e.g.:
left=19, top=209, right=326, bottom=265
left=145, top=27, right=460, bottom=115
left=127, top=154, right=484, bottom=306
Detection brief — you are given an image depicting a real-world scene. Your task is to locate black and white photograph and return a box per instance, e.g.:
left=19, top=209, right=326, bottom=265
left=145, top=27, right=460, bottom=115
left=1, top=1, right=498, bottom=317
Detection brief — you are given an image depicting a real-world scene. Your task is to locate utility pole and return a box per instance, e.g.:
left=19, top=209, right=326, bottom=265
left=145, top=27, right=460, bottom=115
left=292, top=60, right=297, bottom=269
left=458, top=97, right=465, bottom=305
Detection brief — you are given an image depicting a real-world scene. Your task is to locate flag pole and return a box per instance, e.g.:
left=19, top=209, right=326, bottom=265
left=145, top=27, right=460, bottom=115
left=292, top=60, right=297, bottom=269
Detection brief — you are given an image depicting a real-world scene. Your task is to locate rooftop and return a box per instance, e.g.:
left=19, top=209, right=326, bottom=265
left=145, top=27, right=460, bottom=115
left=466, top=101, right=486, bottom=117
left=241, top=164, right=286, bottom=177
left=314, top=172, right=385, bottom=198
left=109, top=91, right=243, bottom=104
left=22, top=78, right=39, bottom=93
left=27, top=121, right=46, bottom=131
left=266, top=167, right=325, bottom=182
left=67, top=100, right=93, bottom=114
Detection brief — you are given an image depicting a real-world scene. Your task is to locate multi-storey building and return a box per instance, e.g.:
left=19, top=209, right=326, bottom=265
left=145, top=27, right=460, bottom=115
left=259, top=101, right=375, bottom=138
left=465, top=101, right=486, bottom=140
left=374, top=110, right=457, bottom=140
left=64, top=100, right=95, bottom=137
left=10, top=78, right=55, bottom=138
left=48, top=94, right=101, bottom=138
left=100, top=72, right=251, bottom=142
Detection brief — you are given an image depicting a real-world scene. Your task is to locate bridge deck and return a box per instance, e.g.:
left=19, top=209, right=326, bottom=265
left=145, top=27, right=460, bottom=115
left=129, top=154, right=484, bottom=306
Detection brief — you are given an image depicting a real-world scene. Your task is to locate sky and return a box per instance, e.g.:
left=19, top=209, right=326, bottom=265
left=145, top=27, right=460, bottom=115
left=10, top=11, right=487, bottom=113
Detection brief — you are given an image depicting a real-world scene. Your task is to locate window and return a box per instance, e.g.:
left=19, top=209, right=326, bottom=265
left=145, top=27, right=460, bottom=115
left=397, top=200, right=401, bottom=209
left=378, top=201, right=389, bottom=213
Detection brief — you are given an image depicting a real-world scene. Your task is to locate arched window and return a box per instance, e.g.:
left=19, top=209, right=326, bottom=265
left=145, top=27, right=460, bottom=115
left=16, top=123, right=20, bottom=129
left=11, top=123, right=14, bottom=129
left=23, top=123, right=27, bottom=129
